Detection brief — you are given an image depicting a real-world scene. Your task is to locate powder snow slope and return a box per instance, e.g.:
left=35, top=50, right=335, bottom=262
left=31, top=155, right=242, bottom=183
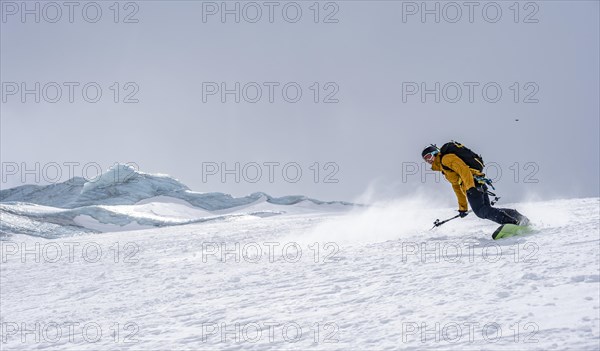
left=0, top=197, right=598, bottom=350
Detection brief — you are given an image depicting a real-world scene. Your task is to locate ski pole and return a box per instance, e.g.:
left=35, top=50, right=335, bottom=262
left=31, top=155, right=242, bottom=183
left=430, top=211, right=472, bottom=230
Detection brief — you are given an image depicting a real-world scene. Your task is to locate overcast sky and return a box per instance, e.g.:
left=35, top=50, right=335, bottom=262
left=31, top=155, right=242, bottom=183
left=1, top=1, right=598, bottom=204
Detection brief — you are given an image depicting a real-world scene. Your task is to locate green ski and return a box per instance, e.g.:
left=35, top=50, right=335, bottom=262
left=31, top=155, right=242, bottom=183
left=492, top=223, right=533, bottom=240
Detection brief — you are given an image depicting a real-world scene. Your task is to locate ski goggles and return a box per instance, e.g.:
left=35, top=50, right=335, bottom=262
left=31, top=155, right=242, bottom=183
left=423, top=151, right=438, bottom=162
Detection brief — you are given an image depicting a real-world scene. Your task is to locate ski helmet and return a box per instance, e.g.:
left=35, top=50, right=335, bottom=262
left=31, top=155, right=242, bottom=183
left=421, top=144, right=439, bottom=158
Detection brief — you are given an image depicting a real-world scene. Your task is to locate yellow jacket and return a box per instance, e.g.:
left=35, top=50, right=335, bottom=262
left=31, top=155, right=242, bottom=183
left=431, top=154, right=484, bottom=211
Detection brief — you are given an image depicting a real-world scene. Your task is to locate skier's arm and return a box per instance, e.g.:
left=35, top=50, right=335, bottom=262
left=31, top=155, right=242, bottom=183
left=442, top=168, right=469, bottom=212
left=452, top=183, right=469, bottom=212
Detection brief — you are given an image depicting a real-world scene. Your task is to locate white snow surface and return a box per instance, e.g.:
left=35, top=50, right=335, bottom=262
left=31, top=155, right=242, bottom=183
left=1, top=197, right=599, bottom=350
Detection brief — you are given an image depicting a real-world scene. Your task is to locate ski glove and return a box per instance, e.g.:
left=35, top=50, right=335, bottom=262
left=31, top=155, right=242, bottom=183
left=458, top=210, right=469, bottom=218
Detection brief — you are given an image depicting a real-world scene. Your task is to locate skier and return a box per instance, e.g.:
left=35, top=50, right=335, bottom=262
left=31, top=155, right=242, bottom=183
left=422, top=142, right=529, bottom=226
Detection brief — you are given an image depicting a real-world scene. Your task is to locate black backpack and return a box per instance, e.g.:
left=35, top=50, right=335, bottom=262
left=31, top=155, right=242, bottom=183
left=440, top=141, right=484, bottom=171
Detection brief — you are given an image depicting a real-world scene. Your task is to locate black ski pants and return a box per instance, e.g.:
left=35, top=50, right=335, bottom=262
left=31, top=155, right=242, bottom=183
left=466, top=185, right=523, bottom=225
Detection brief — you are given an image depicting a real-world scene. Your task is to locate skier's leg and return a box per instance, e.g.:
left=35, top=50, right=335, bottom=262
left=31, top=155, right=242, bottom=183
left=482, top=185, right=491, bottom=207
left=498, top=208, right=530, bottom=225
left=477, top=182, right=529, bottom=224
left=467, top=188, right=518, bottom=225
